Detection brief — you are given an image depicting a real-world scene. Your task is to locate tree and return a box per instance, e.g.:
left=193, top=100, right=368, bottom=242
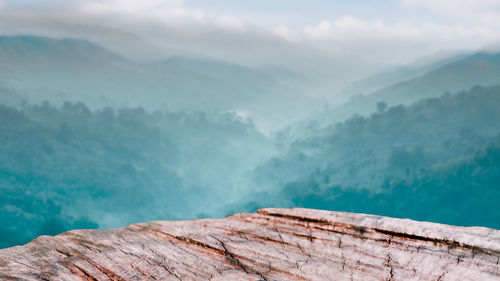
left=376, top=101, right=387, bottom=113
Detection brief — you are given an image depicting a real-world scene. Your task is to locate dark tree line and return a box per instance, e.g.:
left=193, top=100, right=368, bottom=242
left=0, top=101, right=268, bottom=248
left=247, top=86, right=500, bottom=229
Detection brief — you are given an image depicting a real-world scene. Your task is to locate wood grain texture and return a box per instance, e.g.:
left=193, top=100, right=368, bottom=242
left=1, top=208, right=499, bottom=280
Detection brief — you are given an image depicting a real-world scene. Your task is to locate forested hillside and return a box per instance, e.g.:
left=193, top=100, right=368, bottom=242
left=247, top=86, right=500, bottom=229
left=1, top=35, right=499, bottom=249
left=0, top=102, right=273, bottom=248
left=2, top=86, right=500, bottom=248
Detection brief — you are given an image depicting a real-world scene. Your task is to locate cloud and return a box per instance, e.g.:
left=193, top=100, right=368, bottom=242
left=272, top=25, right=299, bottom=42
left=401, top=0, right=500, bottom=15
left=0, top=0, right=83, bottom=11
left=215, top=16, right=244, bottom=30
left=270, top=15, right=500, bottom=62
left=0, top=0, right=499, bottom=64
left=303, top=16, right=437, bottom=41
left=0, top=0, right=205, bottom=25
left=79, top=0, right=205, bottom=24
left=399, top=0, right=500, bottom=28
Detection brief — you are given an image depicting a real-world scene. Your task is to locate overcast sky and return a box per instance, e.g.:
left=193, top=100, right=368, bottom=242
left=1, top=0, right=500, bottom=63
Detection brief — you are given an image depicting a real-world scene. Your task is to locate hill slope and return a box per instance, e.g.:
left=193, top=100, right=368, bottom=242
left=0, top=35, right=319, bottom=130
left=333, top=51, right=500, bottom=118
left=251, top=86, right=500, bottom=229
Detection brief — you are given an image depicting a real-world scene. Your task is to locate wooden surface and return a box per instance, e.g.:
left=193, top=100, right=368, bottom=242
left=1, top=208, right=499, bottom=280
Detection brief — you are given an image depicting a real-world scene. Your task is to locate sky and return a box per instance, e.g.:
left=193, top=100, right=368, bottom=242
left=0, top=0, right=500, bottom=63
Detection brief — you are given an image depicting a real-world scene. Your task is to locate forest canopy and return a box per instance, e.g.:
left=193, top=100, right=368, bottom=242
left=1, top=81, right=499, bottom=248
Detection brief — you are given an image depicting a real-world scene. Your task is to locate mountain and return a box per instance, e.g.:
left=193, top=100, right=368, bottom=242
left=0, top=35, right=124, bottom=65
left=0, top=35, right=143, bottom=106
left=0, top=101, right=278, bottom=248
left=0, top=35, right=320, bottom=131
left=331, top=51, right=500, bottom=119
left=250, top=86, right=500, bottom=229
left=338, top=51, right=470, bottom=104
left=1, top=16, right=386, bottom=97
left=371, top=52, right=500, bottom=106
left=1, top=208, right=498, bottom=280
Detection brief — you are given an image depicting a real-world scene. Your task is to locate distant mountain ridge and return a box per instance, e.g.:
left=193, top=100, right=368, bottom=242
left=373, top=51, right=500, bottom=105
left=0, top=35, right=320, bottom=131
left=339, top=52, right=470, bottom=101
left=0, top=35, right=124, bottom=64
left=330, top=51, right=500, bottom=120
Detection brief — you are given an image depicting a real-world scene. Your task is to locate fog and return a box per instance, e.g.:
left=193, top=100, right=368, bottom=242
left=1, top=1, right=500, bottom=248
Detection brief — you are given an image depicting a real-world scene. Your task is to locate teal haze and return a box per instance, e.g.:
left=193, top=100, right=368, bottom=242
left=0, top=0, right=500, bottom=248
